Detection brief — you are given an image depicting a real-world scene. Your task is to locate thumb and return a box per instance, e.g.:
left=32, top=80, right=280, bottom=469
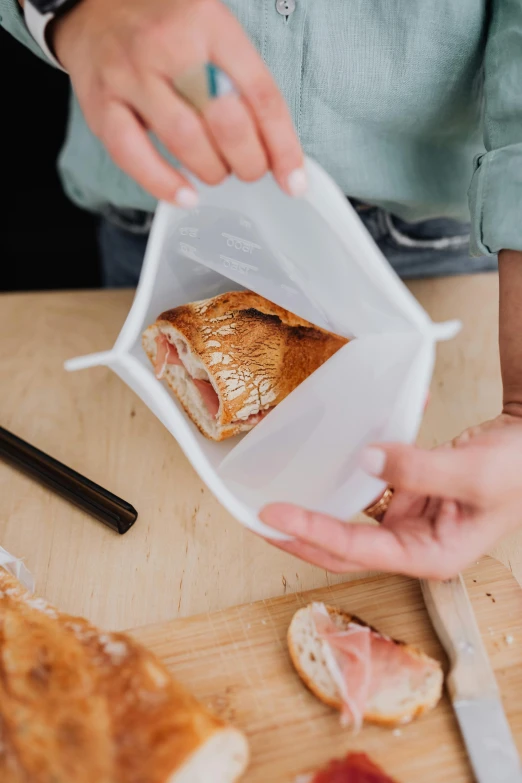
left=360, top=442, right=483, bottom=504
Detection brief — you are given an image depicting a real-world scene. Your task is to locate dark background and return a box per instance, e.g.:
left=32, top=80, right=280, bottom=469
left=1, top=27, right=101, bottom=292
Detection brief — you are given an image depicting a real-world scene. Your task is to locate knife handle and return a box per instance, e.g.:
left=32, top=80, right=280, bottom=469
left=0, top=426, right=137, bottom=535
left=421, top=575, right=498, bottom=701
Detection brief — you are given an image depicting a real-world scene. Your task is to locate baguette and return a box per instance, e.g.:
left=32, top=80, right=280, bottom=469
left=142, top=291, right=348, bottom=441
left=288, top=603, right=443, bottom=729
left=0, top=570, right=248, bottom=783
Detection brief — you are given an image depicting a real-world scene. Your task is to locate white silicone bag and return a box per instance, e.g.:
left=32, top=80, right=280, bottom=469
left=66, top=157, right=459, bottom=538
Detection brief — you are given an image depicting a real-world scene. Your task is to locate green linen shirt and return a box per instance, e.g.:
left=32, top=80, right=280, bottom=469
left=2, top=0, right=521, bottom=256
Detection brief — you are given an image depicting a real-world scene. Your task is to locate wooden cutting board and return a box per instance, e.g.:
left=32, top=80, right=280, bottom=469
left=130, top=557, right=522, bottom=782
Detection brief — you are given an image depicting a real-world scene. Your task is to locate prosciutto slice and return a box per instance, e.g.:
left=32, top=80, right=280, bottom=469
left=155, top=336, right=220, bottom=417
left=311, top=603, right=428, bottom=732
left=154, top=334, right=182, bottom=379
left=192, top=379, right=220, bottom=418
left=312, top=604, right=371, bottom=731
left=154, top=334, right=274, bottom=424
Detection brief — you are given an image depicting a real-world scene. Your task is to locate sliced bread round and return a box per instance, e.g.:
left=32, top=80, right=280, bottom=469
left=288, top=603, right=443, bottom=727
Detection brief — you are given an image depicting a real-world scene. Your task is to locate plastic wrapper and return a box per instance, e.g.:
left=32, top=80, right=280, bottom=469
left=0, top=546, right=34, bottom=591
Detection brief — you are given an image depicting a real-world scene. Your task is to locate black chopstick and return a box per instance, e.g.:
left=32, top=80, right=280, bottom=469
left=0, top=426, right=137, bottom=535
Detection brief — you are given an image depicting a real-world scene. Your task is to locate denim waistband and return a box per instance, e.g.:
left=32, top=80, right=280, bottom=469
left=350, top=199, right=470, bottom=249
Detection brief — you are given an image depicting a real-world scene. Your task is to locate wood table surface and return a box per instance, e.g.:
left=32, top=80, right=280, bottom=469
left=0, top=273, right=517, bottom=631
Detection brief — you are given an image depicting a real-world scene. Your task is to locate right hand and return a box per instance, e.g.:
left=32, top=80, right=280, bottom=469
left=51, top=0, right=305, bottom=206
left=260, top=415, right=522, bottom=580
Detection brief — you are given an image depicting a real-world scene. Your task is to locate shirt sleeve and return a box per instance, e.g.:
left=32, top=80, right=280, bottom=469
left=0, top=0, right=58, bottom=66
left=469, top=0, right=522, bottom=256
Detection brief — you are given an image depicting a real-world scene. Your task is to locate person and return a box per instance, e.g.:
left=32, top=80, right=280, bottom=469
left=3, top=0, right=522, bottom=579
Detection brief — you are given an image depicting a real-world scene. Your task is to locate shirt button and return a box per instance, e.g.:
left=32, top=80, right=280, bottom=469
left=276, top=0, right=296, bottom=15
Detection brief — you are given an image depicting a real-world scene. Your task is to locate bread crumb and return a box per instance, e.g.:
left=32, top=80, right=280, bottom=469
left=505, top=635, right=514, bottom=645
left=393, top=729, right=402, bottom=737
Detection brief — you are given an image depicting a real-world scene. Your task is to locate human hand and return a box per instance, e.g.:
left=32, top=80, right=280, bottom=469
left=51, top=0, right=304, bottom=205
left=450, top=411, right=522, bottom=445
left=259, top=413, right=522, bottom=580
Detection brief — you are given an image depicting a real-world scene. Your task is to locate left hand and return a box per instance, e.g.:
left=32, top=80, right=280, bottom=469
left=259, top=413, right=522, bottom=580
left=50, top=0, right=304, bottom=205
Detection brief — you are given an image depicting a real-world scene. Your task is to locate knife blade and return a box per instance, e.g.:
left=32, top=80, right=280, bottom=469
left=421, top=573, right=522, bottom=783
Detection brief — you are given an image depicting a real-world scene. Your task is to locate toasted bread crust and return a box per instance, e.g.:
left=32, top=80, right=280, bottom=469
left=143, top=291, right=348, bottom=439
left=0, top=570, right=247, bottom=783
left=288, top=604, right=443, bottom=728
left=161, top=364, right=255, bottom=442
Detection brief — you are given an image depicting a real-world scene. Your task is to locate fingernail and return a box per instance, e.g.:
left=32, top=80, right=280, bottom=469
left=175, top=188, right=199, bottom=209
left=287, top=168, right=307, bottom=197
left=360, top=447, right=386, bottom=477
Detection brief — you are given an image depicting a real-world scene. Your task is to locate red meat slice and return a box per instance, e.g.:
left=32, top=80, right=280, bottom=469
left=312, top=608, right=371, bottom=729
left=312, top=752, right=398, bottom=782
left=192, top=379, right=220, bottom=418
left=155, top=334, right=274, bottom=424
left=154, top=334, right=182, bottom=378
left=312, top=605, right=429, bottom=730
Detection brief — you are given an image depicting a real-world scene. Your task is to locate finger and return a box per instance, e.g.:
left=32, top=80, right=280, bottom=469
left=132, top=77, right=229, bottom=186
left=261, top=502, right=464, bottom=579
left=360, top=443, right=493, bottom=506
left=452, top=424, right=487, bottom=447
left=433, top=498, right=461, bottom=539
left=423, top=496, right=443, bottom=522
left=211, top=14, right=305, bottom=195
left=260, top=503, right=366, bottom=559
left=99, top=100, right=198, bottom=207
left=203, top=93, right=269, bottom=182
left=381, top=501, right=470, bottom=579
left=386, top=500, right=503, bottom=579
left=260, top=503, right=412, bottom=572
left=452, top=414, right=519, bottom=447
left=381, top=490, right=428, bottom=526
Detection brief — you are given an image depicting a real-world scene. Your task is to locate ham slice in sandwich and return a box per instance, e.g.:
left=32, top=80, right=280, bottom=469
left=288, top=603, right=443, bottom=731
left=142, top=291, right=348, bottom=441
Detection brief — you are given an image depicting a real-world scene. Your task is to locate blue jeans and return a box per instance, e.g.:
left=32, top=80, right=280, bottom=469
left=98, top=202, right=497, bottom=288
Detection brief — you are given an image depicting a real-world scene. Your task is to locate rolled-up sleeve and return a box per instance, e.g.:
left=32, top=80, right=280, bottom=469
left=469, top=0, right=522, bottom=256
left=0, top=0, right=57, bottom=65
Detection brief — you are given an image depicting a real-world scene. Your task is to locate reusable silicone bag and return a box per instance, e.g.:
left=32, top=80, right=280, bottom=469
left=66, top=157, right=459, bottom=538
